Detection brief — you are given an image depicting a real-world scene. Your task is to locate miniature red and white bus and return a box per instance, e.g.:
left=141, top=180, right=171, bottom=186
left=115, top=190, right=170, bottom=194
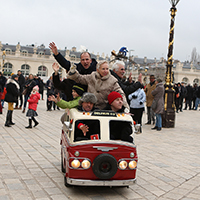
left=60, top=108, right=138, bottom=187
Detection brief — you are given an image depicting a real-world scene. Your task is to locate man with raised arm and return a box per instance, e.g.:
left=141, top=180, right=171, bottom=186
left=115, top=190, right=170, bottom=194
left=49, top=42, right=97, bottom=100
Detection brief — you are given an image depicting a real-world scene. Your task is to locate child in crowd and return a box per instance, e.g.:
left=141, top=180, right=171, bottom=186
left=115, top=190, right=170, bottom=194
left=25, top=85, right=40, bottom=129
left=48, top=84, right=85, bottom=109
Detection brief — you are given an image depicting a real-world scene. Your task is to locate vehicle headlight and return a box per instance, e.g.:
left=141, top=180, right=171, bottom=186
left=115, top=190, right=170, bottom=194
left=118, top=160, right=128, bottom=170
left=71, top=159, right=80, bottom=169
left=129, top=160, right=137, bottom=169
left=81, top=159, right=91, bottom=169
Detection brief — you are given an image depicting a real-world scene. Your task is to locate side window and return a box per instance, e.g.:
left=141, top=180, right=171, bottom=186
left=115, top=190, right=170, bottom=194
left=74, top=120, right=100, bottom=142
left=109, top=120, right=133, bottom=143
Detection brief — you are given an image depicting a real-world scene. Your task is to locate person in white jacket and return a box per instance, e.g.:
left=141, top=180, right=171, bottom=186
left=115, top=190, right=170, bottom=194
left=128, top=87, right=146, bottom=132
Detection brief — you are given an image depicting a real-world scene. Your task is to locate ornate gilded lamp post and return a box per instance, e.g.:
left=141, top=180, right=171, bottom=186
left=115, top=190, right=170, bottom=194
left=162, top=0, right=180, bottom=128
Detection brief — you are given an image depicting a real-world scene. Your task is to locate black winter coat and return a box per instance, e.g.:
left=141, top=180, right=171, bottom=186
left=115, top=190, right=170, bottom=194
left=45, top=79, right=55, bottom=96
left=185, top=85, right=193, bottom=100
left=110, top=70, right=142, bottom=97
left=196, top=86, right=200, bottom=98
left=4, top=79, right=20, bottom=103
left=0, top=75, right=7, bottom=92
left=54, top=53, right=97, bottom=74
left=180, top=85, right=187, bottom=98
left=38, top=78, right=44, bottom=94
left=18, top=74, right=25, bottom=93
left=53, top=74, right=76, bottom=100
left=24, top=79, right=36, bottom=96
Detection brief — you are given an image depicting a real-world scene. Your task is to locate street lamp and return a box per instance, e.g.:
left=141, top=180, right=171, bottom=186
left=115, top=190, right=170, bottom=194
left=162, top=0, right=180, bottom=128
left=2, top=50, right=6, bottom=74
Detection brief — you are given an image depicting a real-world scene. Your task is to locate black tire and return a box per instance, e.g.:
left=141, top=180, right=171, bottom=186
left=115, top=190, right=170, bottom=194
left=64, top=175, right=71, bottom=187
left=92, top=153, right=118, bottom=179
left=61, top=149, right=65, bottom=173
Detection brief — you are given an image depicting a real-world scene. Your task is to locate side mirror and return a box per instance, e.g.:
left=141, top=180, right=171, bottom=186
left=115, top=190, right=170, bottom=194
left=64, top=121, right=72, bottom=131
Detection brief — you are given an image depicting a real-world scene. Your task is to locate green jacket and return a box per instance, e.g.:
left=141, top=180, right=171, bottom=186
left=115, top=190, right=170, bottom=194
left=56, top=96, right=81, bottom=109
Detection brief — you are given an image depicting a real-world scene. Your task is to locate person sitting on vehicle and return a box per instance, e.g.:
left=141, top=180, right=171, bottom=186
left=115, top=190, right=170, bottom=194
left=104, top=91, right=127, bottom=113
left=49, top=42, right=97, bottom=101
left=104, top=91, right=133, bottom=143
left=111, top=60, right=143, bottom=103
left=74, top=93, right=100, bottom=141
left=67, top=60, right=129, bottom=111
left=48, top=84, right=85, bottom=109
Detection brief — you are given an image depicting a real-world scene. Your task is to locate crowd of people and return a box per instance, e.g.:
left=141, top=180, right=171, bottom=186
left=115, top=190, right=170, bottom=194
left=0, top=71, right=44, bottom=127
left=1, top=42, right=200, bottom=139
left=174, top=82, right=200, bottom=111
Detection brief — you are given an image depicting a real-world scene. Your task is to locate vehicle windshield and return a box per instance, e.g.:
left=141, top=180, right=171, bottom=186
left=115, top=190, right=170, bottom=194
left=109, top=120, right=133, bottom=143
left=74, top=119, right=100, bottom=142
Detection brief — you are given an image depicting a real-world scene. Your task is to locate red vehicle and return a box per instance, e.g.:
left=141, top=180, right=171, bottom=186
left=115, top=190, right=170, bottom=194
left=60, top=108, right=138, bottom=187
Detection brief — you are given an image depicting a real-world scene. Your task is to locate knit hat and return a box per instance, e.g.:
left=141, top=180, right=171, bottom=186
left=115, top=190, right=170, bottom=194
left=33, top=85, right=39, bottom=92
left=11, top=74, right=18, bottom=80
left=107, top=91, right=122, bottom=105
left=79, top=92, right=97, bottom=106
left=72, top=84, right=85, bottom=96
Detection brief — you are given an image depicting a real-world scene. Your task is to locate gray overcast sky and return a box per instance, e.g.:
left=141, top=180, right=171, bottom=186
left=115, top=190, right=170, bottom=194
left=1, top=0, right=199, bottom=62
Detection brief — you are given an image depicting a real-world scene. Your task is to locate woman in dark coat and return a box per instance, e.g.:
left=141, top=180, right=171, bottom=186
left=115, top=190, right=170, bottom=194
left=4, top=74, right=20, bottom=127
left=22, top=74, right=36, bottom=113
left=45, top=76, right=55, bottom=111
left=151, top=79, right=164, bottom=131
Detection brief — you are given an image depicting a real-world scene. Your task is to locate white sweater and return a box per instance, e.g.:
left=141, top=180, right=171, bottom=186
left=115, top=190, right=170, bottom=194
left=128, top=88, right=146, bottom=108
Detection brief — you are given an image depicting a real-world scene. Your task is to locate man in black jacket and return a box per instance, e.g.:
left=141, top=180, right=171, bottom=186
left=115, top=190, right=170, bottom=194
left=15, top=70, right=25, bottom=109
left=184, top=83, right=193, bottom=110
left=49, top=42, right=97, bottom=100
left=111, top=60, right=142, bottom=101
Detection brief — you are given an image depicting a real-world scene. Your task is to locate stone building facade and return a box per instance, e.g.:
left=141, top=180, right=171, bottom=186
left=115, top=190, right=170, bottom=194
left=1, top=41, right=200, bottom=85
left=0, top=42, right=107, bottom=82
left=125, top=56, right=200, bottom=85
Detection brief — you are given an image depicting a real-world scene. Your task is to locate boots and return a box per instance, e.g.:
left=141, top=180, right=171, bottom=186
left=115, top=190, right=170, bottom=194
left=32, top=117, right=39, bottom=127
left=9, top=110, right=15, bottom=125
left=25, top=119, right=32, bottom=129
left=5, top=110, right=12, bottom=127
left=151, top=126, right=158, bottom=130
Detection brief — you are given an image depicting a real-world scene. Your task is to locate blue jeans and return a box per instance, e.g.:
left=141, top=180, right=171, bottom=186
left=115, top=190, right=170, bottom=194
left=155, top=113, right=162, bottom=128
left=195, top=97, right=200, bottom=110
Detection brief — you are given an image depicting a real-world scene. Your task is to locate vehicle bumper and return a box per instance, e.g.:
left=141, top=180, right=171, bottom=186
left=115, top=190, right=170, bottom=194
left=66, top=177, right=137, bottom=186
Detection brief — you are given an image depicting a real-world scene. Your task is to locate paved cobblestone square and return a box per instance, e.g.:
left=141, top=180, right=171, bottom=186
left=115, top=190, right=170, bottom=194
left=0, top=98, right=200, bottom=199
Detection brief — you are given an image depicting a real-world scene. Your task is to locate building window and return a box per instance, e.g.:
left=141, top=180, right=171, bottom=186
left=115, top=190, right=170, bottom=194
left=3, top=62, right=13, bottom=76
left=70, top=54, right=76, bottom=61
left=38, top=51, right=44, bottom=57
left=182, top=77, right=189, bottom=84
left=5, top=48, right=12, bottom=55
left=38, top=65, right=47, bottom=76
left=193, top=78, right=199, bottom=85
left=21, top=64, right=30, bottom=76
left=21, top=50, right=28, bottom=56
